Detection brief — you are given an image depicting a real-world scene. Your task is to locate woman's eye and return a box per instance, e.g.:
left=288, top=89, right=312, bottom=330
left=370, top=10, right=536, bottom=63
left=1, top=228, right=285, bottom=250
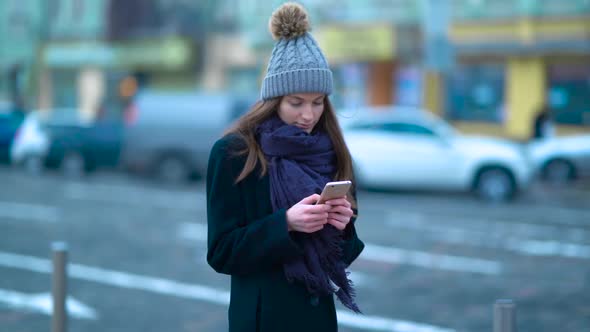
left=290, top=102, right=302, bottom=107
left=313, top=101, right=324, bottom=106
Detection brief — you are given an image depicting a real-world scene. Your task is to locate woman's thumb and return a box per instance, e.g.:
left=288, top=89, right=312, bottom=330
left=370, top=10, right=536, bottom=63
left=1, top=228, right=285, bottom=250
left=300, top=194, right=320, bottom=205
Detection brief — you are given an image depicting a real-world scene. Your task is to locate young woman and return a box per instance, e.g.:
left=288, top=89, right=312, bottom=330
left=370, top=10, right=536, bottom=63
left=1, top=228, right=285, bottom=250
left=206, top=3, right=364, bottom=331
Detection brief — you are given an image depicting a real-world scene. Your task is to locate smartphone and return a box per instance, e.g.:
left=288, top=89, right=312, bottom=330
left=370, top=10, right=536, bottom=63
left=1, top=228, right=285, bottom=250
left=316, top=180, right=352, bottom=205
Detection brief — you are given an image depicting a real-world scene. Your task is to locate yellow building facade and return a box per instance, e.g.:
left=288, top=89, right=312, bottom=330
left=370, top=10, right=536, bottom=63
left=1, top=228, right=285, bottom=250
left=431, top=17, right=590, bottom=140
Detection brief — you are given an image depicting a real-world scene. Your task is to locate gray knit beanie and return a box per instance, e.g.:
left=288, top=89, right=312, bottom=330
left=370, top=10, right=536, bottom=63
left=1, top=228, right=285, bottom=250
left=260, top=2, right=333, bottom=100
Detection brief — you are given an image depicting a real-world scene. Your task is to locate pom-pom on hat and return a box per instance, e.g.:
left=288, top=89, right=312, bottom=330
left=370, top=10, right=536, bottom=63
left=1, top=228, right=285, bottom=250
left=260, top=2, right=333, bottom=100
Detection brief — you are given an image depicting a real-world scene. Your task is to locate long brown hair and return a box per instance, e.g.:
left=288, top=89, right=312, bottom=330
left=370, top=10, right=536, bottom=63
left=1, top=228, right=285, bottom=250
left=224, top=96, right=356, bottom=206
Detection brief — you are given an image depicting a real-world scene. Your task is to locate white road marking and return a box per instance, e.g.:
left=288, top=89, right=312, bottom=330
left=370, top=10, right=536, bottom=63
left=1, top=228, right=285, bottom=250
left=337, top=311, right=454, bottom=332
left=386, top=213, right=590, bottom=259
left=0, top=251, right=229, bottom=304
left=347, top=270, right=371, bottom=288
left=0, top=201, right=59, bottom=223
left=0, top=288, right=98, bottom=320
left=178, top=222, right=501, bottom=275
left=178, top=222, right=208, bottom=242
left=361, top=244, right=501, bottom=275
left=0, top=251, right=455, bottom=332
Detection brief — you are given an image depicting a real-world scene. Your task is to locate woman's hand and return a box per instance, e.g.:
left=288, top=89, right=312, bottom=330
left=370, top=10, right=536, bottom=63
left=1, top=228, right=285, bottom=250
left=286, top=194, right=331, bottom=233
left=324, top=197, right=353, bottom=231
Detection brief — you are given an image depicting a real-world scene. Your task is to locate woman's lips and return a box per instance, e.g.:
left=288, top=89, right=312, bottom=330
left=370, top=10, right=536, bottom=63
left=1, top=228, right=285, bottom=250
left=296, top=123, right=312, bottom=130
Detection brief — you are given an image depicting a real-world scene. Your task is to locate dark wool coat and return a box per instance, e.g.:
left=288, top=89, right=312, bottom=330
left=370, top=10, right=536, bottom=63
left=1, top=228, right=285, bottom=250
left=206, top=134, right=365, bottom=332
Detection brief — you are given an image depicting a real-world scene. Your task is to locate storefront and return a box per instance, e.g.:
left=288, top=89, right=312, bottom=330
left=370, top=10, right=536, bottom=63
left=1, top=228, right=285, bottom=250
left=40, top=37, right=195, bottom=120
left=446, top=62, right=505, bottom=123
left=446, top=17, right=590, bottom=140
left=547, top=60, right=590, bottom=126
left=315, top=24, right=396, bottom=109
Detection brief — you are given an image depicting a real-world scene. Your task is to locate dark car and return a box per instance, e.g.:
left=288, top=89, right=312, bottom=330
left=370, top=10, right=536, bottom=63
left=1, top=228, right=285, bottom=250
left=42, top=111, right=124, bottom=177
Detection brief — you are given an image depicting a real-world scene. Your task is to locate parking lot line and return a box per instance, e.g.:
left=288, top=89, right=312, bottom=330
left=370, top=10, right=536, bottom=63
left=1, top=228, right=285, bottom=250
left=0, top=250, right=455, bottom=332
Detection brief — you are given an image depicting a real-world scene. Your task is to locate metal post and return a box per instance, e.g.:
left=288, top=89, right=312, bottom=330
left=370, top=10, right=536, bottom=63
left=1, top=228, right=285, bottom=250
left=494, top=299, right=517, bottom=332
left=52, top=242, right=68, bottom=332
left=421, top=0, right=454, bottom=72
left=420, top=0, right=454, bottom=114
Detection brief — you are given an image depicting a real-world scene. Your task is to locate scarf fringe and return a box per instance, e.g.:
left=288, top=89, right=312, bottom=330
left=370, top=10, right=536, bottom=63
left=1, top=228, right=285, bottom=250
left=313, top=226, right=361, bottom=312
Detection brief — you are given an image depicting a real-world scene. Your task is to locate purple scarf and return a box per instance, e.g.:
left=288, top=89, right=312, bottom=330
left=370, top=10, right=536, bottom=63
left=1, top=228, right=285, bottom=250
left=257, top=115, right=360, bottom=313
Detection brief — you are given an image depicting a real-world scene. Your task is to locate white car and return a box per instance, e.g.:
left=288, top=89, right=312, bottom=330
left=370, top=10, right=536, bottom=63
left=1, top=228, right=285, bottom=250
left=10, top=111, right=49, bottom=174
left=340, top=107, right=533, bottom=202
left=527, top=134, right=590, bottom=184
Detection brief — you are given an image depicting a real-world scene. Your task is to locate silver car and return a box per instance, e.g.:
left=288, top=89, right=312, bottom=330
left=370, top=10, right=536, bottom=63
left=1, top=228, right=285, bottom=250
left=527, top=134, right=590, bottom=183
left=121, top=91, right=251, bottom=183
left=339, top=106, right=533, bottom=202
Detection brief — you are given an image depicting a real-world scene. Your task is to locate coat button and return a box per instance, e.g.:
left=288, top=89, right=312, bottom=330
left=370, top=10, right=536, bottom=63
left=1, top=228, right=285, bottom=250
left=310, top=296, right=319, bottom=306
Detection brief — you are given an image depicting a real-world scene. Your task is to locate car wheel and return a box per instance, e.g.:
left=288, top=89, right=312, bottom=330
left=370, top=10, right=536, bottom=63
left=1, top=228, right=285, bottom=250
left=155, top=156, right=189, bottom=184
left=543, top=159, right=574, bottom=185
left=61, top=152, right=85, bottom=178
left=23, top=155, right=44, bottom=175
left=474, top=168, right=515, bottom=202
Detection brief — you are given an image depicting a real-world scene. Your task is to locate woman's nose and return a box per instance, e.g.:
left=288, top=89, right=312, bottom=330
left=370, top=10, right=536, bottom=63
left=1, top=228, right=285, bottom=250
left=300, top=104, right=313, bottom=120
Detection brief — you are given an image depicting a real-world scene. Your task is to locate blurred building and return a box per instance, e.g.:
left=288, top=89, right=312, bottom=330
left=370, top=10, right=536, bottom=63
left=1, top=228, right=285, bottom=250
left=230, top=0, right=589, bottom=139
left=232, top=0, right=422, bottom=109
left=447, top=0, right=590, bottom=140
left=36, top=0, right=222, bottom=121
left=0, top=0, right=46, bottom=111
left=1, top=0, right=588, bottom=139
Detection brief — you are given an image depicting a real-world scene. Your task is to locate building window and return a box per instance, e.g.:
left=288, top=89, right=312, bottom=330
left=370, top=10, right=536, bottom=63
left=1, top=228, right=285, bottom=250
left=446, top=63, right=505, bottom=122
left=395, top=66, right=423, bottom=107
left=547, top=64, right=590, bottom=126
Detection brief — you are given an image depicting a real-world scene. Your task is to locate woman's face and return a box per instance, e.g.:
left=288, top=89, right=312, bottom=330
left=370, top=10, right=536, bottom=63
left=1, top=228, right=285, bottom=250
left=277, top=93, right=325, bottom=133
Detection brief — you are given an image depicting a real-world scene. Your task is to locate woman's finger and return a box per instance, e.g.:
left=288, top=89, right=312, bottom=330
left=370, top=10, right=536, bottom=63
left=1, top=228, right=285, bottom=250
left=305, top=213, right=328, bottom=223
left=299, top=194, right=321, bottom=205
left=325, top=198, right=350, bottom=208
left=327, top=218, right=346, bottom=230
left=329, top=210, right=352, bottom=225
left=304, top=204, right=332, bottom=214
left=328, top=206, right=353, bottom=217
left=328, top=215, right=350, bottom=228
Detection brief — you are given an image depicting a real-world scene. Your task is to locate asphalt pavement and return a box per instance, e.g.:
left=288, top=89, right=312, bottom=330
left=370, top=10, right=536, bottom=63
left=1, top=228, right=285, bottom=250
left=0, top=166, right=589, bottom=332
